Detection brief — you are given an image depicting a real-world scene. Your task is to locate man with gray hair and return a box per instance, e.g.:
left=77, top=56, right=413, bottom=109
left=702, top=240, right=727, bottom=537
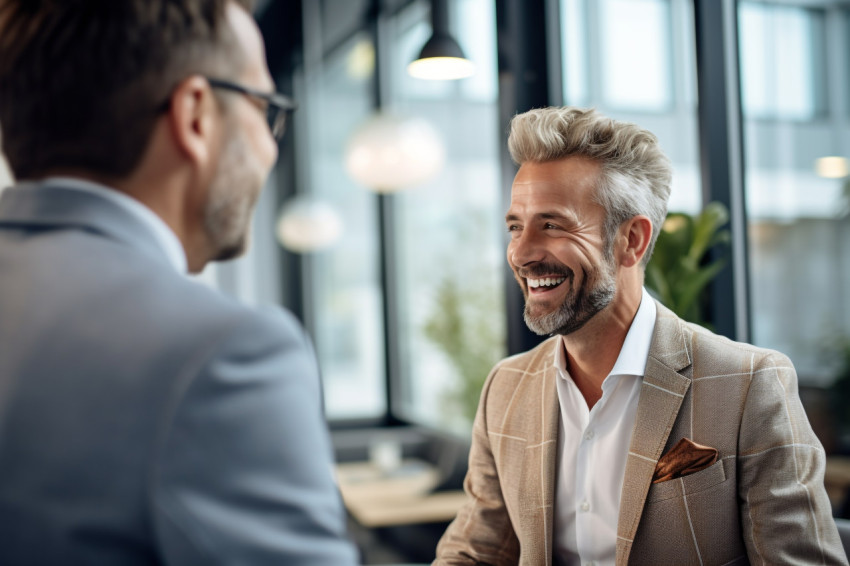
left=434, top=107, right=845, bottom=565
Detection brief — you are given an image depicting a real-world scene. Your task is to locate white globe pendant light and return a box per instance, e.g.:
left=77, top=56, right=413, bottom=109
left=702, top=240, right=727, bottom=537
left=345, top=113, right=445, bottom=193
left=276, top=196, right=343, bottom=253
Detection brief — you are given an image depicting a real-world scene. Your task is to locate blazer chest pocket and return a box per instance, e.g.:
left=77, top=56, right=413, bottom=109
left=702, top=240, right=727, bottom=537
left=646, top=459, right=728, bottom=503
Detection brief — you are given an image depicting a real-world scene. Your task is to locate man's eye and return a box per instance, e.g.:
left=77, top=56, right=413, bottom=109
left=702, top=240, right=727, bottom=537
left=507, top=224, right=520, bottom=232
left=544, top=223, right=558, bottom=229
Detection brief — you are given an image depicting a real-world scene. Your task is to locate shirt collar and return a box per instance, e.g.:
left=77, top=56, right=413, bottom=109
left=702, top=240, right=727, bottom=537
left=554, top=287, right=657, bottom=379
left=44, top=177, right=188, bottom=274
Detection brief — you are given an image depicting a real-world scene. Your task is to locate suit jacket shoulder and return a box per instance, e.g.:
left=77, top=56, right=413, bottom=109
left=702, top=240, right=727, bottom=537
left=0, top=185, right=358, bottom=565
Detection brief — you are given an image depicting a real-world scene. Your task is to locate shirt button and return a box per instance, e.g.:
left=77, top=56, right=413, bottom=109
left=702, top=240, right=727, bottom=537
left=583, top=429, right=595, bottom=441
left=580, top=501, right=590, bottom=512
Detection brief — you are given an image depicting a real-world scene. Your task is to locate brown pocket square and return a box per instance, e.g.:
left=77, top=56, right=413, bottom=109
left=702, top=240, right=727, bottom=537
left=652, top=438, right=718, bottom=484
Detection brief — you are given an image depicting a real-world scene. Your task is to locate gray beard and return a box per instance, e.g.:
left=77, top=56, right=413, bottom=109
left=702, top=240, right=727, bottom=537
left=524, top=265, right=617, bottom=336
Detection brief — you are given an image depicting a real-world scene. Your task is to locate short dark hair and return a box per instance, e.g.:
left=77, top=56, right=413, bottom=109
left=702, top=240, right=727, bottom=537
left=0, top=0, right=255, bottom=180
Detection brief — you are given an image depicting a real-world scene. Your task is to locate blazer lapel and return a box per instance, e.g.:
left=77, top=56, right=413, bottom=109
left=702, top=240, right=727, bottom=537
left=540, top=361, right=560, bottom=565
left=616, top=302, right=692, bottom=565
left=508, top=339, right=561, bottom=566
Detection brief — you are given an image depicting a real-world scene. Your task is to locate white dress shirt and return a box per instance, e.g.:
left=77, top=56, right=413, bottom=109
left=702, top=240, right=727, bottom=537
left=45, top=177, right=187, bottom=273
left=552, top=288, right=657, bottom=566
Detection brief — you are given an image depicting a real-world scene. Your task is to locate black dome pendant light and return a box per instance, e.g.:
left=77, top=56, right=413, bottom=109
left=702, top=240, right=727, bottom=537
left=407, top=0, right=475, bottom=80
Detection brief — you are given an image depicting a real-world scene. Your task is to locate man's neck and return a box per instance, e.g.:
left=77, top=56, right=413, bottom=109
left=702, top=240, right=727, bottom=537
left=45, top=167, right=210, bottom=273
left=562, top=285, right=643, bottom=409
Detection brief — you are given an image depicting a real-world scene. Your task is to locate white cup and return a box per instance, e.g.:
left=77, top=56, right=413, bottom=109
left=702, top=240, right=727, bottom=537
left=369, top=437, right=402, bottom=474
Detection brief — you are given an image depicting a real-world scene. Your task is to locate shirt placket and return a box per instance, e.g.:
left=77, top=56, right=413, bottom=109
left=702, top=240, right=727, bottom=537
left=574, top=375, right=620, bottom=566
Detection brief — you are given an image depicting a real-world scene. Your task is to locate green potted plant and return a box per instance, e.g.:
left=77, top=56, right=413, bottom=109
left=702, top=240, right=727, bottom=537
left=645, top=202, right=731, bottom=328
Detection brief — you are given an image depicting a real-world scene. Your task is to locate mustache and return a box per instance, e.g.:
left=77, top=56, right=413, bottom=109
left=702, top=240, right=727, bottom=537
left=517, top=262, right=574, bottom=280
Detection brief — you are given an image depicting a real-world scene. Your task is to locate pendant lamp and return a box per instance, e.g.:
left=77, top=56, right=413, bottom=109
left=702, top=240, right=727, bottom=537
left=407, top=0, right=475, bottom=80
left=815, top=156, right=849, bottom=179
left=345, top=112, right=445, bottom=193
left=276, top=196, right=343, bottom=253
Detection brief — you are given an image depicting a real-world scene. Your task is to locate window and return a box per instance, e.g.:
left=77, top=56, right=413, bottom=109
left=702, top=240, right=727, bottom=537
left=386, top=0, right=506, bottom=432
left=559, top=0, right=701, bottom=214
left=738, top=2, right=826, bottom=120
left=288, top=0, right=505, bottom=429
left=560, top=0, right=589, bottom=106
left=561, top=0, right=675, bottom=112
left=294, top=28, right=387, bottom=420
left=598, top=0, right=674, bottom=111
left=740, top=2, right=849, bottom=386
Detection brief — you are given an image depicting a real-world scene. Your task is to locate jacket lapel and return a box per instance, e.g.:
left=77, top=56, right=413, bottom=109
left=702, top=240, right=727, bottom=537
left=539, top=360, right=560, bottom=565
left=616, top=302, right=692, bottom=565
left=508, top=339, right=561, bottom=566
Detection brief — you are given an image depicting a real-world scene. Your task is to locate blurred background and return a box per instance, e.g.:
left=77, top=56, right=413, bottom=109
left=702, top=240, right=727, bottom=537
left=3, top=0, right=850, bottom=562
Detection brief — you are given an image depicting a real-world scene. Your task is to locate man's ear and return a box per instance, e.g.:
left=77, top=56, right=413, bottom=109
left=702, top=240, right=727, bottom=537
left=618, top=215, right=653, bottom=268
left=165, top=75, right=220, bottom=168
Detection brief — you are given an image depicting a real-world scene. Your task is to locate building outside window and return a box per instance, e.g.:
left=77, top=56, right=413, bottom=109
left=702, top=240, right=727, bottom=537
left=559, top=0, right=703, bottom=215
left=294, top=8, right=388, bottom=421
left=288, top=0, right=504, bottom=430
left=386, top=0, right=506, bottom=432
left=739, top=1, right=850, bottom=410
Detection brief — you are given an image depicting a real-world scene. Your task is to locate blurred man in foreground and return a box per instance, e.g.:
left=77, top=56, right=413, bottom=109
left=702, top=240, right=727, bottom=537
left=0, top=1, right=357, bottom=563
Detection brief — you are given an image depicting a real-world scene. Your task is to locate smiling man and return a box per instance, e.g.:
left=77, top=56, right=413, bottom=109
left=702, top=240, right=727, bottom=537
left=434, top=107, right=846, bottom=565
left=0, top=1, right=356, bottom=564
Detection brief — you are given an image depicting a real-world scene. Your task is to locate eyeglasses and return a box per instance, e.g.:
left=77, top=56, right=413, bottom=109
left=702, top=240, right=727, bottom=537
left=205, top=77, right=297, bottom=141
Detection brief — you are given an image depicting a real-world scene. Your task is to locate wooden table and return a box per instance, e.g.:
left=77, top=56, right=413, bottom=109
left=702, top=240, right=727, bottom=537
left=826, top=456, right=850, bottom=511
left=336, top=460, right=468, bottom=528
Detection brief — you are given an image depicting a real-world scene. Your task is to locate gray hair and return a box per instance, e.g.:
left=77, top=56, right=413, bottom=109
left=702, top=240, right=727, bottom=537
left=508, top=107, right=672, bottom=266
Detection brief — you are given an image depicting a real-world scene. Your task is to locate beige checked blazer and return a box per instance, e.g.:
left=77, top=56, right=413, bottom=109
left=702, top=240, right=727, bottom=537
left=435, top=302, right=847, bottom=565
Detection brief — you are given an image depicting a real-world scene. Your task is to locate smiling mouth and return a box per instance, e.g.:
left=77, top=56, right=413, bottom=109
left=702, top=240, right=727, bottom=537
left=526, top=276, right=566, bottom=292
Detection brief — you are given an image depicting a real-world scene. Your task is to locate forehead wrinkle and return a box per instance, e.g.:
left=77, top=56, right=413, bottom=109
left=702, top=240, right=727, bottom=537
left=539, top=211, right=577, bottom=222
left=510, top=178, right=590, bottom=207
left=505, top=207, right=580, bottom=224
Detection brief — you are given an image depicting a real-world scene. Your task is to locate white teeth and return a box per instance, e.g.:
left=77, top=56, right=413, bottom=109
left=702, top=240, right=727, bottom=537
left=527, top=277, right=565, bottom=289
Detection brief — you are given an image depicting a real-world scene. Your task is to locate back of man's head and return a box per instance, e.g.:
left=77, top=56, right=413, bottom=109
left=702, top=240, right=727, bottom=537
left=0, top=0, right=254, bottom=181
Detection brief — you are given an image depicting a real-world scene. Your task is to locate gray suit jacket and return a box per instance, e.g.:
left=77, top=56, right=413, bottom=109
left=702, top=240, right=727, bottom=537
left=0, top=183, right=358, bottom=565
left=435, top=302, right=847, bottom=565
